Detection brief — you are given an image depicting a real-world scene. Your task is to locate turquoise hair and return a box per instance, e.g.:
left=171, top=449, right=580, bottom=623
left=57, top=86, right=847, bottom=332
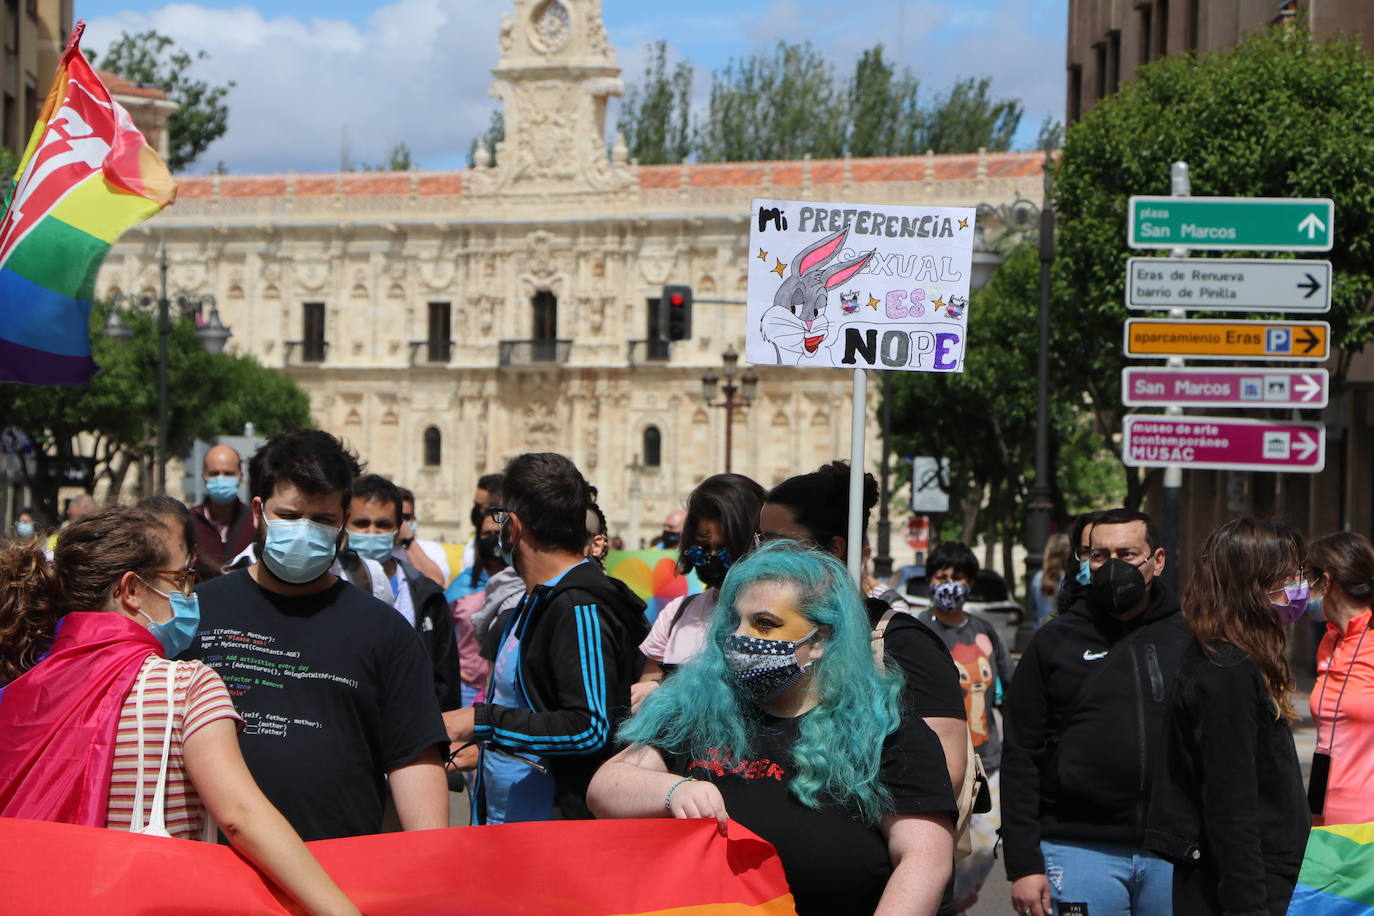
left=618, top=540, right=904, bottom=824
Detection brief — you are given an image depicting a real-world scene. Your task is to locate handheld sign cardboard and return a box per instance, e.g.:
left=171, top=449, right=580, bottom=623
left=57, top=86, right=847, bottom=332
left=746, top=198, right=976, bottom=373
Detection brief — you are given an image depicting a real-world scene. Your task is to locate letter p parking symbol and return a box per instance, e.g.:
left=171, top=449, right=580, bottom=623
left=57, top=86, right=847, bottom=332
left=1266, top=328, right=1291, bottom=355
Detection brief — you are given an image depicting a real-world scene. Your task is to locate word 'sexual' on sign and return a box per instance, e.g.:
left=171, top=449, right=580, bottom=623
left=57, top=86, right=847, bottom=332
left=1123, top=319, right=1329, bottom=361
left=1128, top=196, right=1335, bottom=252
left=1121, top=367, right=1329, bottom=409
left=746, top=198, right=975, bottom=373
left=1125, top=258, right=1332, bottom=313
left=1123, top=416, right=1325, bottom=473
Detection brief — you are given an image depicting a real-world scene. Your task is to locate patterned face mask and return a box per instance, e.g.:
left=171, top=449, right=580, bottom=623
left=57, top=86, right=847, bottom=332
left=722, top=627, right=819, bottom=705
left=931, top=580, right=970, bottom=612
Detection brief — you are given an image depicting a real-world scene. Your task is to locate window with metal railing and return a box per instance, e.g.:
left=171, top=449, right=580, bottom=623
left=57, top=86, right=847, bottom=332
left=302, top=302, right=326, bottom=362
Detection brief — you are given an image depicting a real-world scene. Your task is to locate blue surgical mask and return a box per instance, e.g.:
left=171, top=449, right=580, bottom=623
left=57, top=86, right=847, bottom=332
left=1075, top=558, right=1092, bottom=586
left=15, top=521, right=34, bottom=538
left=136, top=579, right=201, bottom=658
left=261, top=514, right=340, bottom=584
left=205, top=476, right=240, bottom=505
left=349, top=530, right=396, bottom=563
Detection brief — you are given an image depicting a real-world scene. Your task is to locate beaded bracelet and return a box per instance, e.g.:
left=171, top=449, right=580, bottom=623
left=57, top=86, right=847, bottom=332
left=664, top=776, right=696, bottom=810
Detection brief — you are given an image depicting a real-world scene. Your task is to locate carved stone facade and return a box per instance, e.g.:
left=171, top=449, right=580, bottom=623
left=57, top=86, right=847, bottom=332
left=99, top=0, right=1046, bottom=544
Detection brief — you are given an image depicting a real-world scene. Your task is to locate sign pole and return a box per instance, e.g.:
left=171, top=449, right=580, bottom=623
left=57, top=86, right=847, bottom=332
left=1162, top=161, right=1189, bottom=593
left=848, top=369, right=867, bottom=584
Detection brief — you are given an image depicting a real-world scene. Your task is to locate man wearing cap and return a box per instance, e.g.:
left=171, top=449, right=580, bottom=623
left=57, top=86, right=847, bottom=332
left=189, top=444, right=257, bottom=582
left=1002, top=508, right=1190, bottom=916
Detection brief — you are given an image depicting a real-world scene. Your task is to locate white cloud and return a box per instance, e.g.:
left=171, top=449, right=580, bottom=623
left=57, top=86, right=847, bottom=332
left=84, top=0, right=504, bottom=173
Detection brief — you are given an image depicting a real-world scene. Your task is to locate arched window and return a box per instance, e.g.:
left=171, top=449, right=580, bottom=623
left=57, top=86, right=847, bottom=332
left=643, top=426, right=662, bottom=468
left=423, top=426, right=442, bottom=467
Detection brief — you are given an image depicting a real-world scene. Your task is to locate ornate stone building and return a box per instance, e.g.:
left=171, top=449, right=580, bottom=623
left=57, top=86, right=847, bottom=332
left=99, top=0, right=1044, bottom=544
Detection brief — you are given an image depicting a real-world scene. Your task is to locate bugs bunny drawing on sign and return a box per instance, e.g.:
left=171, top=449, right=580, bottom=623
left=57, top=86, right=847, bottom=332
left=760, top=227, right=874, bottom=364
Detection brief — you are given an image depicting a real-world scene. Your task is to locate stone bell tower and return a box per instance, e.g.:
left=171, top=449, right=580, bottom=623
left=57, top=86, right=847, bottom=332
left=468, top=0, right=634, bottom=198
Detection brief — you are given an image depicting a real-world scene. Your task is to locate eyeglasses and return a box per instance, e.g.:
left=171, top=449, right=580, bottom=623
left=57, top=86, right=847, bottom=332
left=1073, top=546, right=1093, bottom=561
left=147, top=565, right=197, bottom=596
left=1086, top=548, right=1148, bottom=565
left=489, top=506, right=511, bottom=525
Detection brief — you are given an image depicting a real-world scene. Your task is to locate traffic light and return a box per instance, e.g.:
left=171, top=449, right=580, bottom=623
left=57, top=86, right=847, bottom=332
left=660, top=284, right=693, bottom=341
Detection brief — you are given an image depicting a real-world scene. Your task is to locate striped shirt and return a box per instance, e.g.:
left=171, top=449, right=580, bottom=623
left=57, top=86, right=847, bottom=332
left=105, top=657, right=242, bottom=840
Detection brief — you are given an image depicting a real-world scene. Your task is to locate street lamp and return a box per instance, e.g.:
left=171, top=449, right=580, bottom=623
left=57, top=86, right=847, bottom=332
left=106, top=246, right=230, bottom=494
left=873, top=222, right=1006, bottom=580
left=701, top=345, right=759, bottom=474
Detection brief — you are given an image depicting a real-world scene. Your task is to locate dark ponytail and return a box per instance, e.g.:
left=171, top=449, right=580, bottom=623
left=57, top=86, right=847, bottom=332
left=767, top=460, right=878, bottom=549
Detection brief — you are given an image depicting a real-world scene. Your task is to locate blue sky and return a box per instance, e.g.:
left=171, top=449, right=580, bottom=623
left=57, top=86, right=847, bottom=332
left=73, top=0, right=1067, bottom=173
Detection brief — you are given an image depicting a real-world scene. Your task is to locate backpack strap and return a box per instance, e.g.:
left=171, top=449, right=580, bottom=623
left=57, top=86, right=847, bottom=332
left=666, top=592, right=706, bottom=638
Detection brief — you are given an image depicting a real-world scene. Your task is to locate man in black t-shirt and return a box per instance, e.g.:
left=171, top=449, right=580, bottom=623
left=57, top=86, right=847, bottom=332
left=185, top=430, right=449, bottom=841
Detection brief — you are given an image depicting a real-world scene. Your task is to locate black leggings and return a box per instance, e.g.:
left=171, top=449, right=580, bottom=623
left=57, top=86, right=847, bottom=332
left=1172, top=864, right=1297, bottom=916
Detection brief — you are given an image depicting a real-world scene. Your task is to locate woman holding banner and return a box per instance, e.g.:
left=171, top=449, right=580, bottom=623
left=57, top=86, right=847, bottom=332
left=1305, top=531, right=1374, bottom=825
left=589, top=541, right=955, bottom=915
left=0, top=502, right=357, bottom=916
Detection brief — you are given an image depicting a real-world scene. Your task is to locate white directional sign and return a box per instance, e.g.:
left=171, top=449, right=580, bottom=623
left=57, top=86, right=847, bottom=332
left=910, top=456, right=950, bottom=513
left=1121, top=367, right=1328, bottom=409
left=1125, top=258, right=1331, bottom=312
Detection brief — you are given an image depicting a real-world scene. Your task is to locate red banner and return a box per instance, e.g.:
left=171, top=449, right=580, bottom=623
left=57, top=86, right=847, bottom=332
left=0, top=816, right=795, bottom=914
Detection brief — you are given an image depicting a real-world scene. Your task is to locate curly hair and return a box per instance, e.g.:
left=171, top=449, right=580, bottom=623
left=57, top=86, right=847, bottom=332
left=1184, top=517, right=1304, bottom=722
left=0, top=503, right=179, bottom=684
left=618, top=540, right=903, bottom=824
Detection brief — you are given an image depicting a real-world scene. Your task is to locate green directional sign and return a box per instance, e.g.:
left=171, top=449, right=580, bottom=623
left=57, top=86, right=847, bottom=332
left=1128, top=196, right=1334, bottom=252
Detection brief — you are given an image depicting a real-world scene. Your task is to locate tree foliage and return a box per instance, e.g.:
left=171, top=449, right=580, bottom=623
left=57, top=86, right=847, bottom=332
left=360, top=142, right=415, bottom=171
left=0, top=304, right=311, bottom=519
left=616, top=41, right=693, bottom=165
left=95, top=31, right=234, bottom=172
left=887, top=242, right=1120, bottom=568
left=468, top=109, right=505, bottom=168
left=846, top=46, right=922, bottom=158
left=1052, top=23, right=1374, bottom=508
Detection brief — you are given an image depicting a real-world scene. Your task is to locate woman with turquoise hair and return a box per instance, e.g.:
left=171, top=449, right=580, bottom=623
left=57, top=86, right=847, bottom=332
left=588, top=541, right=955, bottom=915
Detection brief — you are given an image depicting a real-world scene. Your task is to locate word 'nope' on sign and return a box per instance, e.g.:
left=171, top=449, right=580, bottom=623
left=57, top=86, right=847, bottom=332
left=746, top=198, right=975, bottom=373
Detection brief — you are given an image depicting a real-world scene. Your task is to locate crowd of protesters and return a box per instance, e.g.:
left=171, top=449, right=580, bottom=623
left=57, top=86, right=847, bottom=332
left=0, top=430, right=1370, bottom=915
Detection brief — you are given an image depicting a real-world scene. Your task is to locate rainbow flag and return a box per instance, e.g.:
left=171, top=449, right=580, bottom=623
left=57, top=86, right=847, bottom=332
left=0, top=816, right=796, bottom=914
left=0, top=21, right=175, bottom=386
left=1289, top=823, right=1374, bottom=914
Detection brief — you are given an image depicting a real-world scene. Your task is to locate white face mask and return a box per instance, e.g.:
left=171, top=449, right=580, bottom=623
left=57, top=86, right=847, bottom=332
left=261, top=514, right=340, bottom=584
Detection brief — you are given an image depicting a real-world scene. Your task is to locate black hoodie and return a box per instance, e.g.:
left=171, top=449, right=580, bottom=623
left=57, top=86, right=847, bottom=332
left=472, top=561, right=648, bottom=820
left=1001, top=579, right=1191, bottom=880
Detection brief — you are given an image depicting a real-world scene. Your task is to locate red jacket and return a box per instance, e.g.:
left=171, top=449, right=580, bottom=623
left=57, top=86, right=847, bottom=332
left=189, top=499, right=257, bottom=582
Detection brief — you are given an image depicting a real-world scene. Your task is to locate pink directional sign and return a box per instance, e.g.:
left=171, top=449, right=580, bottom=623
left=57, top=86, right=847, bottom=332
left=1124, top=416, right=1325, bottom=473
left=1121, top=367, right=1328, bottom=409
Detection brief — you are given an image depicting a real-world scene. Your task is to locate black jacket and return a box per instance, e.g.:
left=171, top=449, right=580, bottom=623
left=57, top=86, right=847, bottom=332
left=400, top=561, right=462, bottom=713
left=1001, top=580, right=1191, bottom=880
left=1145, top=641, right=1310, bottom=912
left=472, top=561, right=648, bottom=819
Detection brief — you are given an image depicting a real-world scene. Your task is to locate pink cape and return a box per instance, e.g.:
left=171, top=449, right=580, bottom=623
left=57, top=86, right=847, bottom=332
left=0, top=612, right=161, bottom=826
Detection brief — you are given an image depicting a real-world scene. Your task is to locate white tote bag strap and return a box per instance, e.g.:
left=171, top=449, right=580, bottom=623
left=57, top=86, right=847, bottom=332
left=132, top=660, right=177, bottom=838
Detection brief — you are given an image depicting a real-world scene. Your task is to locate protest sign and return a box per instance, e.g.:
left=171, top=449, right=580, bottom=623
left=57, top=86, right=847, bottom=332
left=746, top=198, right=976, bottom=373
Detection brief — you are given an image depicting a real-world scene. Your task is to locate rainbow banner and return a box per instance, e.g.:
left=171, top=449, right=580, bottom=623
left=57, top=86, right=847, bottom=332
left=0, top=816, right=795, bottom=914
left=606, top=549, right=704, bottom=623
left=0, top=21, right=175, bottom=386
left=1289, top=823, right=1374, bottom=915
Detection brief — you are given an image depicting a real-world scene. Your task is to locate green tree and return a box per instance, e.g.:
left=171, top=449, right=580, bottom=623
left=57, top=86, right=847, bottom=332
left=887, top=241, right=1110, bottom=585
left=1052, top=23, right=1374, bottom=508
left=468, top=109, right=504, bottom=168
left=0, top=304, right=311, bottom=518
left=916, top=77, right=1022, bottom=154
left=617, top=41, right=693, bottom=165
left=95, top=31, right=234, bottom=171
left=0, top=145, right=19, bottom=205
left=360, top=142, right=415, bottom=171
left=847, top=46, right=922, bottom=158
left=696, top=42, right=848, bottom=162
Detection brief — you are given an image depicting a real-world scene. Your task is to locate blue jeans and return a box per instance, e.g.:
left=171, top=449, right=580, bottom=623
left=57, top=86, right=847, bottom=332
left=1041, top=839, right=1173, bottom=916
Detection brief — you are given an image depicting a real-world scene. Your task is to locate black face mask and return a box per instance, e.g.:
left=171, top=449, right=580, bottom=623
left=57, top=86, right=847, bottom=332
left=476, top=533, right=502, bottom=565
left=1088, top=558, right=1148, bottom=617
left=660, top=530, right=681, bottom=549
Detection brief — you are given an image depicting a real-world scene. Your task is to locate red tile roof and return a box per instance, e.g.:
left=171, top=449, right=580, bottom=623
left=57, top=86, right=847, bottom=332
left=169, top=151, right=1045, bottom=201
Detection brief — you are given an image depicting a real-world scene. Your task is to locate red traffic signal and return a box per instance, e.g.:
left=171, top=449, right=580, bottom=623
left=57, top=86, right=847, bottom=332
left=660, top=285, right=693, bottom=341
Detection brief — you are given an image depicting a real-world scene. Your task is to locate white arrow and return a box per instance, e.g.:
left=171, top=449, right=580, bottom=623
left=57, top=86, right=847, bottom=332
left=1294, top=431, right=1319, bottom=462
left=1298, top=213, right=1326, bottom=239
left=1296, top=374, right=1322, bottom=402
